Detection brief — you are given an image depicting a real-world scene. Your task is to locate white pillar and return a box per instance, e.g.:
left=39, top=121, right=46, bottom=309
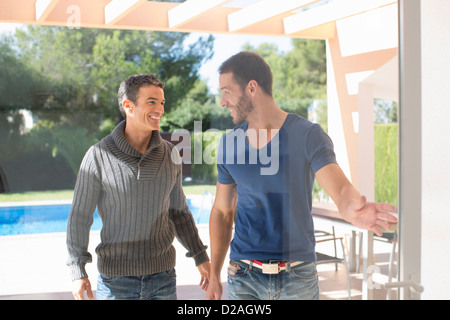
left=326, top=40, right=352, bottom=181
left=357, top=83, right=375, bottom=201
left=420, top=0, right=450, bottom=300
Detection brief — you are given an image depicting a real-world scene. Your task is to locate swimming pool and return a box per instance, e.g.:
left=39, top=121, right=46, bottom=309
left=0, top=195, right=213, bottom=236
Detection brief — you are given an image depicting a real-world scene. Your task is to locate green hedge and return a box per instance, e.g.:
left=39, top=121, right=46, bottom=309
left=374, top=123, right=398, bottom=207
left=312, top=124, right=398, bottom=206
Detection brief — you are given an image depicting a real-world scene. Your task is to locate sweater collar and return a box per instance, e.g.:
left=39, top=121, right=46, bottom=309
left=112, top=120, right=163, bottom=157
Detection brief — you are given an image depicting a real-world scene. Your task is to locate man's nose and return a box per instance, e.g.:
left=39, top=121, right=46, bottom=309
left=155, top=104, right=164, bottom=114
left=220, top=96, right=228, bottom=107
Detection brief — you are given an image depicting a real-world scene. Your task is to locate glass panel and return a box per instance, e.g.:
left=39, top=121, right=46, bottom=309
left=0, top=1, right=401, bottom=299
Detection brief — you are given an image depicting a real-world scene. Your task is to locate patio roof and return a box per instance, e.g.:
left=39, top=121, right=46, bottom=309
left=0, top=0, right=396, bottom=40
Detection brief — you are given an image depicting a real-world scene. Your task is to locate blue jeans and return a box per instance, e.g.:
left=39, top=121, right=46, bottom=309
left=227, top=260, right=319, bottom=300
left=96, top=268, right=177, bottom=300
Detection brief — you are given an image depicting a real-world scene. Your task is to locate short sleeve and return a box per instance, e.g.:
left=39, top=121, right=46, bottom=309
left=216, top=135, right=236, bottom=185
left=306, top=123, right=337, bottom=173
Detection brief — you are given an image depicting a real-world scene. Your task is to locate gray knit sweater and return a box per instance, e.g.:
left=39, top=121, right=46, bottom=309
left=66, top=121, right=209, bottom=281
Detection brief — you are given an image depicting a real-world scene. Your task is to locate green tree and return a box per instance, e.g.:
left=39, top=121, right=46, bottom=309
left=11, top=26, right=214, bottom=131
left=243, top=39, right=327, bottom=118
left=374, top=99, right=398, bottom=124
left=161, top=80, right=232, bottom=132
left=0, top=26, right=214, bottom=191
left=0, top=35, right=36, bottom=110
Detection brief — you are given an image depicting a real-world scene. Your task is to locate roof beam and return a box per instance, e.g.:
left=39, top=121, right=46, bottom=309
left=283, top=0, right=397, bottom=35
left=105, top=0, right=146, bottom=25
left=169, top=6, right=237, bottom=34
left=227, top=0, right=319, bottom=32
left=35, top=0, right=60, bottom=22
left=168, top=0, right=230, bottom=28
left=107, top=1, right=177, bottom=31
left=0, top=0, right=35, bottom=22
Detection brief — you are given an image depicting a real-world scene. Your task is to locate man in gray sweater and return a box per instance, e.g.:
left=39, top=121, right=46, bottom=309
left=66, top=74, right=210, bottom=300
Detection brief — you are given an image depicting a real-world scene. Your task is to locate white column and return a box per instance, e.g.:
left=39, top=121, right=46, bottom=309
left=326, top=40, right=352, bottom=181
left=420, top=0, right=450, bottom=300
left=357, top=83, right=375, bottom=201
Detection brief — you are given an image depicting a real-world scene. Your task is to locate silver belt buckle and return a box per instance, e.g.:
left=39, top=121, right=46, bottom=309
left=262, top=263, right=279, bottom=274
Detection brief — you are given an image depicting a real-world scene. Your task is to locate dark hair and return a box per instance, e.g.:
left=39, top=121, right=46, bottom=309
left=218, top=51, right=273, bottom=96
left=117, top=74, right=165, bottom=117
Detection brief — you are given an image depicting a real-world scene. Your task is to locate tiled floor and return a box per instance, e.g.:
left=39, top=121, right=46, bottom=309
left=0, top=224, right=397, bottom=300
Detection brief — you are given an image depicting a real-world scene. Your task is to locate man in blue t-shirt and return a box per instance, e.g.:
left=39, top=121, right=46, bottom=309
left=205, top=52, right=397, bottom=300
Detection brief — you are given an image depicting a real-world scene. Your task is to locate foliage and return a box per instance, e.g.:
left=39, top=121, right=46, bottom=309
left=374, top=99, right=398, bottom=124
left=27, top=120, right=97, bottom=176
left=0, top=37, right=36, bottom=109
left=374, top=123, right=398, bottom=207
left=161, top=81, right=233, bottom=132
left=243, top=39, right=327, bottom=118
left=10, top=26, right=214, bottom=130
left=0, top=26, right=214, bottom=192
left=312, top=123, right=398, bottom=205
left=0, top=26, right=336, bottom=193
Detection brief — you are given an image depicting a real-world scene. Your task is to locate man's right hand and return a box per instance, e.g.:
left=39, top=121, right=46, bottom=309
left=72, top=278, right=95, bottom=300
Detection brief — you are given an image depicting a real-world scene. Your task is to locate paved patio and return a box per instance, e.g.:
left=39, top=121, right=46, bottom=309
left=0, top=220, right=396, bottom=300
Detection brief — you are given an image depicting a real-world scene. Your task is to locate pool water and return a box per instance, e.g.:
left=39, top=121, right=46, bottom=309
left=0, top=197, right=212, bottom=236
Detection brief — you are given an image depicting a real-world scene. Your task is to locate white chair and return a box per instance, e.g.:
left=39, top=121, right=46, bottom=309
left=315, top=228, right=352, bottom=300
left=357, top=231, right=398, bottom=299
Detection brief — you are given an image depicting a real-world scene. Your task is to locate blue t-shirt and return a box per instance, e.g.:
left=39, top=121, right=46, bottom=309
left=217, top=113, right=337, bottom=262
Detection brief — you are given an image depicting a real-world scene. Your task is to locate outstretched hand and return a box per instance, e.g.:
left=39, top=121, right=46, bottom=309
left=346, top=196, right=397, bottom=236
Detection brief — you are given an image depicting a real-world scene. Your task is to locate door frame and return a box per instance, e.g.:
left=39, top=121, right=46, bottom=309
left=398, top=0, right=422, bottom=300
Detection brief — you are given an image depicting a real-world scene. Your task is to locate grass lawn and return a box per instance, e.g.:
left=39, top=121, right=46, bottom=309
left=0, top=190, right=75, bottom=202
left=0, top=184, right=216, bottom=202
left=182, top=183, right=216, bottom=195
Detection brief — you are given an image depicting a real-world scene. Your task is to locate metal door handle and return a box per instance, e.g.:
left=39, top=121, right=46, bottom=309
left=384, top=280, right=424, bottom=294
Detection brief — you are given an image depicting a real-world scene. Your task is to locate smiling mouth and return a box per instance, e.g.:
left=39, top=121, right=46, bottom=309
left=149, top=113, right=163, bottom=120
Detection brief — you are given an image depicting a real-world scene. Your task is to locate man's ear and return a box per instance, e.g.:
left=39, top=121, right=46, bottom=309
left=123, top=99, right=134, bottom=116
left=247, top=80, right=258, bottom=97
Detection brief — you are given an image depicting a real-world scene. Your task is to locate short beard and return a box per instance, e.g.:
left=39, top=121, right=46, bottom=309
left=233, top=94, right=254, bottom=124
